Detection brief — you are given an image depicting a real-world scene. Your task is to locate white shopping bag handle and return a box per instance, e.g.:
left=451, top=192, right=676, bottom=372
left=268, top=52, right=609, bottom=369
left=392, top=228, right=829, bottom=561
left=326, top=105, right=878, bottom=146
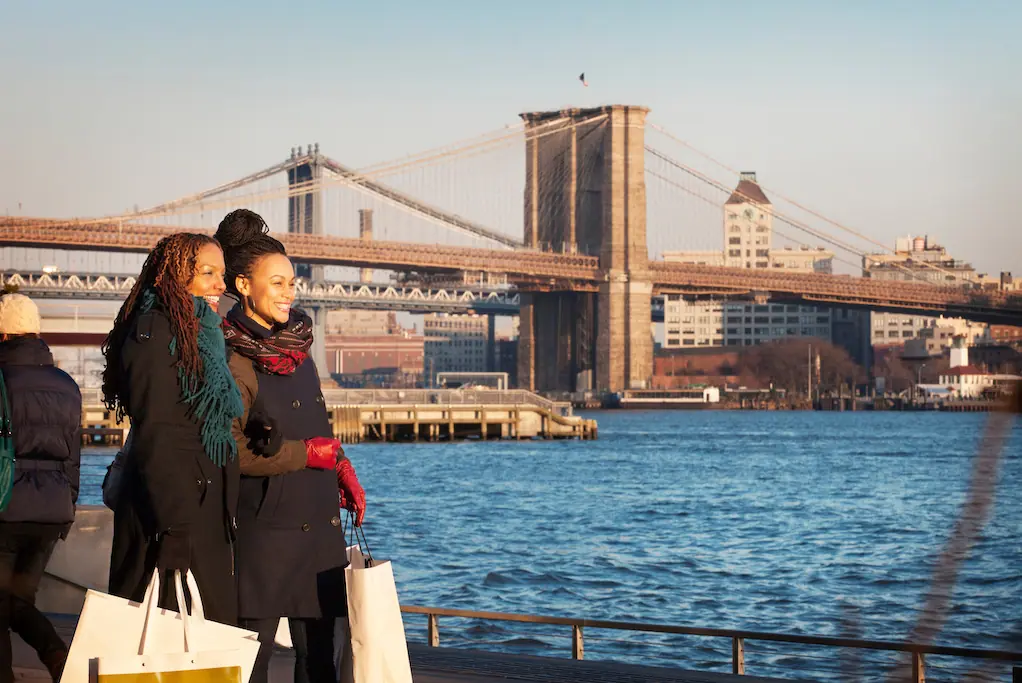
left=178, top=570, right=206, bottom=622
left=138, top=569, right=207, bottom=655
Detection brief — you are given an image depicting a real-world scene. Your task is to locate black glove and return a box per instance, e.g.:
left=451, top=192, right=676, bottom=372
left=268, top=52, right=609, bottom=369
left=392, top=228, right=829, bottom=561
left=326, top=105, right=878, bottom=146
left=157, top=531, right=191, bottom=572
left=246, top=411, right=283, bottom=457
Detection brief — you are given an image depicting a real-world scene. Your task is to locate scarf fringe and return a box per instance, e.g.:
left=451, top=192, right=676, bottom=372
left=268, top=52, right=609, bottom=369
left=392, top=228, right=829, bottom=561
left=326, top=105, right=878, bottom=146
left=141, top=290, right=243, bottom=467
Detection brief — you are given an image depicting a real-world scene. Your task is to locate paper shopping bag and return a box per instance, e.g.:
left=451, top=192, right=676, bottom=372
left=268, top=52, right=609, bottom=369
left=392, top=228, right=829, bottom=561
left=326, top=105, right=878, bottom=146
left=94, top=652, right=242, bottom=683
left=273, top=545, right=361, bottom=650
left=91, top=571, right=259, bottom=683
left=345, top=551, right=412, bottom=683
left=61, top=570, right=259, bottom=683
left=272, top=618, right=292, bottom=649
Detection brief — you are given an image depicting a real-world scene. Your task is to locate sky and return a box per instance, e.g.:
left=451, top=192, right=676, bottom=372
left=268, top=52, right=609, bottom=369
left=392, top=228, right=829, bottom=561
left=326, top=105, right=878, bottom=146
left=1, top=0, right=1020, bottom=276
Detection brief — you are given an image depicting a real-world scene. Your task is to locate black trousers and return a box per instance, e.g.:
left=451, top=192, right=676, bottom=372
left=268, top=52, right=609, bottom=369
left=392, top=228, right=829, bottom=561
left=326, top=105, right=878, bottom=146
left=0, top=529, right=67, bottom=683
left=242, top=616, right=352, bottom=683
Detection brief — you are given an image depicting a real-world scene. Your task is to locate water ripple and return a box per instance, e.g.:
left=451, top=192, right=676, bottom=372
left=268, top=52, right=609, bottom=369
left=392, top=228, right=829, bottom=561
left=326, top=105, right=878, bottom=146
left=79, top=411, right=1021, bottom=680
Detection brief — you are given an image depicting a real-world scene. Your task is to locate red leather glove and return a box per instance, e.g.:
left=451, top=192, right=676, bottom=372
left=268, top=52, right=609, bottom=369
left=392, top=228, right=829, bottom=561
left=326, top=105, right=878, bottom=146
left=304, top=437, right=341, bottom=470
left=336, top=458, right=366, bottom=526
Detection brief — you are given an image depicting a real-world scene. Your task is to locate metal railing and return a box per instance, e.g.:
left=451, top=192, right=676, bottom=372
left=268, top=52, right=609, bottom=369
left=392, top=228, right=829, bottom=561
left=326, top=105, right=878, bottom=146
left=322, top=388, right=573, bottom=416
left=400, top=604, right=1022, bottom=681
left=81, top=387, right=575, bottom=417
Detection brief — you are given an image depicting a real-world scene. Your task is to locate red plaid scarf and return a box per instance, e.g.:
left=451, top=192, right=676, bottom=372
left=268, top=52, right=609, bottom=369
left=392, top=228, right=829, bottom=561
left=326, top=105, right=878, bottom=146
left=222, top=308, right=314, bottom=376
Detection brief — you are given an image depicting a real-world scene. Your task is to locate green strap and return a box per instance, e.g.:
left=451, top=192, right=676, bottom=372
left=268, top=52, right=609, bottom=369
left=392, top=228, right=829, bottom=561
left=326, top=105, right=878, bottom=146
left=0, top=370, right=11, bottom=448
left=0, top=370, right=14, bottom=512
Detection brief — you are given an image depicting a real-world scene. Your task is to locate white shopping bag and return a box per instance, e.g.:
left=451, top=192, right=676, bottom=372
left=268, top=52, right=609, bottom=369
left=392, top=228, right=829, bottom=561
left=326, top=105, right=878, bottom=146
left=272, top=619, right=292, bottom=648
left=345, top=543, right=412, bottom=683
left=272, top=545, right=359, bottom=683
left=60, top=570, right=260, bottom=683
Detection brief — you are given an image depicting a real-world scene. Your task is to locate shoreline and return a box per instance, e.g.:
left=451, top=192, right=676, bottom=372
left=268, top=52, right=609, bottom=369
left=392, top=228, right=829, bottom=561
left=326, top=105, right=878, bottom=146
left=578, top=399, right=1011, bottom=413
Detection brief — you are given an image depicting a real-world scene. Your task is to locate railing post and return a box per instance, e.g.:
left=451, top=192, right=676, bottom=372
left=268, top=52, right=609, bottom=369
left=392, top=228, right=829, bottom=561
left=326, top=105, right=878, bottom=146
left=427, top=614, right=439, bottom=647
left=572, top=625, right=584, bottom=660
left=731, top=637, right=745, bottom=675
left=1013, top=665, right=1020, bottom=683
left=912, top=652, right=925, bottom=683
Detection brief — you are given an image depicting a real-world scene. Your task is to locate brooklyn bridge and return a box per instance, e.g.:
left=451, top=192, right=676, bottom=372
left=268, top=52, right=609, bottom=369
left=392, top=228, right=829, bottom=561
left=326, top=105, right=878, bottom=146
left=3, top=105, right=1020, bottom=393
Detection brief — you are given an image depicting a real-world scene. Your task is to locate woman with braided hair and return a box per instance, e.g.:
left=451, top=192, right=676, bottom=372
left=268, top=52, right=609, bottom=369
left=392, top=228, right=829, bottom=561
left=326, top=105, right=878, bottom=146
left=102, top=232, right=244, bottom=625
left=214, top=209, right=366, bottom=683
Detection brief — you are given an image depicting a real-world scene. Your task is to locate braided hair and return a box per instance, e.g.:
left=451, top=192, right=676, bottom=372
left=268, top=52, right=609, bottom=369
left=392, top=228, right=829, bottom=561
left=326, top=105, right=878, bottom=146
left=101, top=232, right=221, bottom=420
left=214, top=209, right=287, bottom=298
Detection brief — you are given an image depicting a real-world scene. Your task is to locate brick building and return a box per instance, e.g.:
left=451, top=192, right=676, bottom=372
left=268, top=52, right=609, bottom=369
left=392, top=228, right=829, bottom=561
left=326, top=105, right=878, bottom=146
left=651, top=348, right=765, bottom=390
left=323, top=332, right=424, bottom=376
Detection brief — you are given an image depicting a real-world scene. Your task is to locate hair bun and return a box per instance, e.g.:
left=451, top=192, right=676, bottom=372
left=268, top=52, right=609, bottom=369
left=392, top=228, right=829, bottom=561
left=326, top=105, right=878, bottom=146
left=215, top=209, right=269, bottom=248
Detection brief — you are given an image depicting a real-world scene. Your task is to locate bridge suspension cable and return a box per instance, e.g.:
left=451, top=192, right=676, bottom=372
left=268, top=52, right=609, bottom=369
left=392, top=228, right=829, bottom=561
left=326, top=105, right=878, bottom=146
left=132, top=121, right=538, bottom=234
left=646, top=168, right=867, bottom=274
left=648, top=122, right=971, bottom=285
left=645, top=145, right=961, bottom=288
left=34, top=113, right=607, bottom=251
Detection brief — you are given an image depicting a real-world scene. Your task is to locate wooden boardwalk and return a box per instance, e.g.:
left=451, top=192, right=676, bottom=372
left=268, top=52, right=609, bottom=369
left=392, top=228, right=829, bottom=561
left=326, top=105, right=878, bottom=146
left=13, top=614, right=800, bottom=683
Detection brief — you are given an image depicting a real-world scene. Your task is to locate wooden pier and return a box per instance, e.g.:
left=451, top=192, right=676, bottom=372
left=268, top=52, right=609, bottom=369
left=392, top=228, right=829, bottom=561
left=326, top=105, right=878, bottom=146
left=79, top=404, right=128, bottom=446
left=79, top=388, right=597, bottom=446
left=339, top=403, right=595, bottom=442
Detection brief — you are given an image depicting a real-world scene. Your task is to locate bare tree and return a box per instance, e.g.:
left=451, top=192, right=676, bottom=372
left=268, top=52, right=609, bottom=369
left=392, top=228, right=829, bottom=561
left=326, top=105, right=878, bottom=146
left=737, top=338, right=863, bottom=395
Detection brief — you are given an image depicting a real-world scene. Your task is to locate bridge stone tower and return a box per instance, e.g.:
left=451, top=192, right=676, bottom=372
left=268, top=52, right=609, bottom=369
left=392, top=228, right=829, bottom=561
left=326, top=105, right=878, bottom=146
left=287, top=145, right=331, bottom=382
left=517, top=105, right=652, bottom=394
left=287, top=144, right=325, bottom=283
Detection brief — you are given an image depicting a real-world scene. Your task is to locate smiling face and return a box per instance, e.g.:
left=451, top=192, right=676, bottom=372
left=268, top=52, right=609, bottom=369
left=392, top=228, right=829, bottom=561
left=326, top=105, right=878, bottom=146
left=186, top=243, right=227, bottom=310
left=235, top=253, right=296, bottom=329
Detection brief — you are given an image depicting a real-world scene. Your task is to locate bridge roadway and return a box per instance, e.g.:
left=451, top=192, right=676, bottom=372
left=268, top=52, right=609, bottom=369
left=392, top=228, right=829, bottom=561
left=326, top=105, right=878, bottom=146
left=3, top=218, right=1021, bottom=324
left=1, top=271, right=522, bottom=315
left=1, top=271, right=669, bottom=322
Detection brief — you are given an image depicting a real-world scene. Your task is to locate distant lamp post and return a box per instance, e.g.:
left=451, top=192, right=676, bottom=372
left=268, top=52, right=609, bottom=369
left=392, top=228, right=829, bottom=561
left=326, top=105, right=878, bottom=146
left=917, top=363, right=927, bottom=399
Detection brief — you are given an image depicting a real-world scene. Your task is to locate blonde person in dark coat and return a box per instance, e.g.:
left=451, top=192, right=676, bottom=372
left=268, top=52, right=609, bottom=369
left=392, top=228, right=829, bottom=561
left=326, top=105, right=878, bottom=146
left=0, top=294, right=81, bottom=683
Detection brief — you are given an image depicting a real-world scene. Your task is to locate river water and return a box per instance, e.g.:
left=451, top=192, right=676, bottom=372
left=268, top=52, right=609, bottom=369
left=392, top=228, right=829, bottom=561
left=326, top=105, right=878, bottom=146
left=80, top=411, right=1021, bottom=681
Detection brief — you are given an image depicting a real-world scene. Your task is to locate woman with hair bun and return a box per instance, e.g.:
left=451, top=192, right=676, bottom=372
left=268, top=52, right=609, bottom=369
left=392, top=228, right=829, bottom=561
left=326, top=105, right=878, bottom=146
left=214, top=209, right=366, bottom=683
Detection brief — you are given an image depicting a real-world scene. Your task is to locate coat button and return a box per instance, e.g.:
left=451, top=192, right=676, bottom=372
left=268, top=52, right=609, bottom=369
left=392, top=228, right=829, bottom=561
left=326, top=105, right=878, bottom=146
left=330, top=516, right=340, bottom=527
left=316, top=395, right=324, bottom=404
left=302, top=523, right=311, bottom=532
left=292, top=399, right=301, bottom=409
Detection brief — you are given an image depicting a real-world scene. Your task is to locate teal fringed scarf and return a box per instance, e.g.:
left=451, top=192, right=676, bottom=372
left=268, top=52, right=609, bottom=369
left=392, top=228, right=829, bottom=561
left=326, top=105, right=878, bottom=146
left=139, top=289, right=243, bottom=467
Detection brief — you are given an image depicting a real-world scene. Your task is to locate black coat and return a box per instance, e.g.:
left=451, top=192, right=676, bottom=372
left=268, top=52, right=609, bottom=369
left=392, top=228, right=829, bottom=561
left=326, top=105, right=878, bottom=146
left=0, top=337, right=81, bottom=537
left=227, top=310, right=347, bottom=620
left=107, top=308, right=240, bottom=626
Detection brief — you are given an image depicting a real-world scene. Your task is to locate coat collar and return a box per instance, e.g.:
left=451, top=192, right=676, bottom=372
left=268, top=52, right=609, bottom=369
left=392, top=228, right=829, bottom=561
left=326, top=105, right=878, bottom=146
left=0, top=336, right=54, bottom=367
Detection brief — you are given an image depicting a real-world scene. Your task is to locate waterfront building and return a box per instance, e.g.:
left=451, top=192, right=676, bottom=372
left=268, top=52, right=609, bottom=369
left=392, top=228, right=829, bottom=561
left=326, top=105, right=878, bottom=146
left=923, top=339, right=1022, bottom=399
left=663, top=172, right=834, bottom=349
left=324, top=330, right=424, bottom=378
left=863, top=236, right=982, bottom=345
left=901, top=317, right=989, bottom=358
left=424, top=313, right=491, bottom=380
